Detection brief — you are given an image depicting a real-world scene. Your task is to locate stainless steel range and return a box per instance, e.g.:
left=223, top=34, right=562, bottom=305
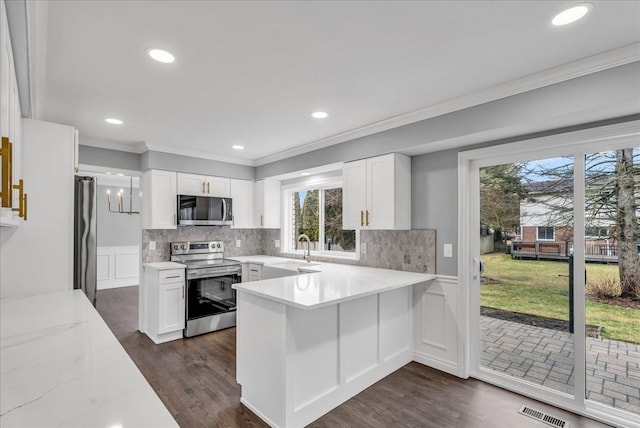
left=170, top=241, right=241, bottom=337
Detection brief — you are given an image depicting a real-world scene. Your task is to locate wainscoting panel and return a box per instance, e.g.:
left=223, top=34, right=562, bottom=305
left=413, top=275, right=460, bottom=376
left=97, top=246, right=140, bottom=290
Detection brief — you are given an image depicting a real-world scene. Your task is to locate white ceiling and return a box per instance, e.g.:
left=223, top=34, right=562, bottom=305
left=39, top=1, right=640, bottom=165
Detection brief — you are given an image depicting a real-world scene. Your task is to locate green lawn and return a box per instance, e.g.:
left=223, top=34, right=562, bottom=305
left=480, top=252, right=640, bottom=344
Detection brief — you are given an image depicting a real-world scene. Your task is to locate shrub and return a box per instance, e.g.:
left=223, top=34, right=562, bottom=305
left=586, top=274, right=621, bottom=298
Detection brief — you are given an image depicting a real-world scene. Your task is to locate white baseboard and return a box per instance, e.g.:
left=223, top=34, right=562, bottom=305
left=413, top=351, right=460, bottom=377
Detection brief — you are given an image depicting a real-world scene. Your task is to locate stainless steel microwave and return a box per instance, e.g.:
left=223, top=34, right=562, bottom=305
left=177, top=195, right=233, bottom=226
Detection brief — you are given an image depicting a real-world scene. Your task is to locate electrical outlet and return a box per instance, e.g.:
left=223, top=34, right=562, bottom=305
left=444, top=243, right=453, bottom=258
left=236, top=240, right=241, bottom=248
left=149, top=241, right=156, bottom=251
left=275, top=239, right=280, bottom=248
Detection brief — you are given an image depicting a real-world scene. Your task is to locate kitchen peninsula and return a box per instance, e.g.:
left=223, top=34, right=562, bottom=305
left=233, top=262, right=435, bottom=428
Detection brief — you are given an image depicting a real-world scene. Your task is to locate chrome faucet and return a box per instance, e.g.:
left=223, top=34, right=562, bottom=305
left=298, top=234, right=311, bottom=262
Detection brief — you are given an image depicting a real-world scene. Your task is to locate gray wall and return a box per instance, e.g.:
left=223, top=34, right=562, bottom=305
left=141, top=150, right=254, bottom=180
left=412, top=150, right=459, bottom=276
left=255, top=62, right=640, bottom=179
left=79, top=146, right=142, bottom=171
left=96, top=184, right=141, bottom=246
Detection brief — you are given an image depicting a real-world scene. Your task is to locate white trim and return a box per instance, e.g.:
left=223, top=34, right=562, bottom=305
left=146, top=143, right=255, bottom=166
left=254, top=43, right=640, bottom=166
left=413, top=352, right=459, bottom=377
left=536, top=226, right=555, bottom=241
left=80, top=136, right=148, bottom=154
left=459, top=120, right=640, bottom=427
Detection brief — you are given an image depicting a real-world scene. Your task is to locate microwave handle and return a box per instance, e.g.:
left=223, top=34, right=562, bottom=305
left=222, top=198, right=227, bottom=222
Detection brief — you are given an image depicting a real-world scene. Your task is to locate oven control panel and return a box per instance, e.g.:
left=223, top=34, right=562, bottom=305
left=170, top=241, right=224, bottom=255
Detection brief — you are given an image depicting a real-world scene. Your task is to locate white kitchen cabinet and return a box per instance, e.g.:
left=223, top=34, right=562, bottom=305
left=144, top=265, right=185, bottom=344
left=248, top=263, right=262, bottom=281
left=254, top=178, right=280, bottom=228
left=142, top=169, right=177, bottom=229
left=343, top=153, right=411, bottom=230
left=230, top=178, right=254, bottom=228
left=1, top=0, right=23, bottom=223
left=177, top=172, right=230, bottom=197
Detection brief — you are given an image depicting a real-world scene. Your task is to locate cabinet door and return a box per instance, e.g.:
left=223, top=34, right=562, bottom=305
left=207, top=176, right=230, bottom=197
left=366, top=154, right=395, bottom=229
left=342, top=159, right=367, bottom=229
left=230, top=179, right=253, bottom=228
left=158, top=281, right=185, bottom=334
left=262, top=178, right=280, bottom=228
left=143, top=170, right=177, bottom=229
left=177, top=172, right=205, bottom=196
left=255, top=180, right=265, bottom=227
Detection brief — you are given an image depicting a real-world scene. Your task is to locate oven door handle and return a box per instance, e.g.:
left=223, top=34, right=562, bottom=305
left=187, top=268, right=242, bottom=279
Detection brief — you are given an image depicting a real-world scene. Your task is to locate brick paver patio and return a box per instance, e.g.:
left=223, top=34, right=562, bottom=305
left=481, top=316, right=640, bottom=414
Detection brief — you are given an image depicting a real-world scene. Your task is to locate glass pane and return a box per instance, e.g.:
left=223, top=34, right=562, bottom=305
left=323, top=188, right=356, bottom=253
left=292, top=189, right=319, bottom=251
left=480, top=156, right=575, bottom=396
left=584, top=148, right=640, bottom=414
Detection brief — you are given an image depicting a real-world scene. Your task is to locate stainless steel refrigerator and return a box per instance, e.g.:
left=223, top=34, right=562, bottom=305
left=74, top=176, right=97, bottom=306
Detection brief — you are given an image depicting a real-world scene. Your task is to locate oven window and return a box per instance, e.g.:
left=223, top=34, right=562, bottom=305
left=186, top=275, right=239, bottom=320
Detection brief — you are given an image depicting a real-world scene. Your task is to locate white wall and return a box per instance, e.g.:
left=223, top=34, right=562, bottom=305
left=0, top=119, right=74, bottom=298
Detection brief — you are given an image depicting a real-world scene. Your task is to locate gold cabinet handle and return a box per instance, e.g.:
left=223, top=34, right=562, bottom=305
left=12, top=179, right=26, bottom=219
left=366, top=210, right=370, bottom=226
left=360, top=210, right=364, bottom=227
left=182, top=285, right=185, bottom=299
left=164, top=275, right=181, bottom=279
left=207, top=182, right=210, bottom=194
left=1, top=137, right=13, bottom=208
left=260, top=214, right=263, bottom=227
left=202, top=182, right=206, bottom=193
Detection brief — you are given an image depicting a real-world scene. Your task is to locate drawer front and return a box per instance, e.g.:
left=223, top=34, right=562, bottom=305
left=159, top=269, right=185, bottom=284
left=248, top=264, right=262, bottom=281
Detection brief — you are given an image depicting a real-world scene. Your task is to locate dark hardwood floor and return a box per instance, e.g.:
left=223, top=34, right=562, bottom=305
left=96, top=286, right=611, bottom=428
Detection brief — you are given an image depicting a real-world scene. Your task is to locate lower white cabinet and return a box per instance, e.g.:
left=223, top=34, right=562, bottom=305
left=143, top=264, right=185, bottom=344
left=248, top=263, right=262, bottom=281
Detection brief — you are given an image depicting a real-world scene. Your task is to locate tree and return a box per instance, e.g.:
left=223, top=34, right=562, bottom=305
left=301, top=190, right=319, bottom=242
left=324, top=188, right=356, bottom=251
left=480, top=164, right=528, bottom=241
left=523, top=149, right=640, bottom=297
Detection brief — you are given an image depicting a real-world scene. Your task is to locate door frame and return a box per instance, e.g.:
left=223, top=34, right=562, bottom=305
left=458, top=119, right=640, bottom=427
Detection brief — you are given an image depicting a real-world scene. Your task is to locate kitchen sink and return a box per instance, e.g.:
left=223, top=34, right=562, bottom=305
left=260, top=262, right=321, bottom=280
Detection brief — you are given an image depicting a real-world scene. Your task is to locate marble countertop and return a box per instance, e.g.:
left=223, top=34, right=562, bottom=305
left=0, top=290, right=178, bottom=427
left=143, top=261, right=186, bottom=270
left=233, top=258, right=435, bottom=309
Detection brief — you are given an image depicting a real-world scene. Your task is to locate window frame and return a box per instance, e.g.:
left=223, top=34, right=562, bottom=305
left=536, top=226, right=555, bottom=241
left=281, top=177, right=360, bottom=260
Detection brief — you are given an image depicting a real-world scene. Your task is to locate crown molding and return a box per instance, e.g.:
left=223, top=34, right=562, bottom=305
left=145, top=143, right=256, bottom=167
left=253, top=43, right=640, bottom=166
left=80, top=136, right=148, bottom=154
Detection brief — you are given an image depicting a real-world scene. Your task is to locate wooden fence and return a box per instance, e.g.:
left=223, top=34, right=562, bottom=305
left=510, top=241, right=640, bottom=263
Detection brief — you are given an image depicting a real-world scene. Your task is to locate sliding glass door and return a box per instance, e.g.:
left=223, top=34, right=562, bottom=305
left=461, top=121, right=639, bottom=427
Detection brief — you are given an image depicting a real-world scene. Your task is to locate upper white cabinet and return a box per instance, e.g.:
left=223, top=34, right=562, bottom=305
left=177, top=172, right=230, bottom=197
left=343, top=153, right=411, bottom=230
left=255, top=178, right=280, bottom=228
left=142, top=169, right=177, bottom=229
left=230, top=178, right=254, bottom=228
left=1, top=0, right=23, bottom=223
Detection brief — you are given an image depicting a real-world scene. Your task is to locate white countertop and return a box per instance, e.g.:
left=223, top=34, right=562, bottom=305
left=233, top=259, right=435, bottom=309
left=0, top=290, right=178, bottom=427
left=143, top=261, right=186, bottom=270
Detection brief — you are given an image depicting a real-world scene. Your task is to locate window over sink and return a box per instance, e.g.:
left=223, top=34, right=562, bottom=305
left=282, top=179, right=358, bottom=259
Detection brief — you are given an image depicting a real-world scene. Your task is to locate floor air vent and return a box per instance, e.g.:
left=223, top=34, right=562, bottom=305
left=518, top=405, right=569, bottom=428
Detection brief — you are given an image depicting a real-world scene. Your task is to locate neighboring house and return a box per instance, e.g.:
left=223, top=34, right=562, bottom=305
left=515, top=180, right=634, bottom=261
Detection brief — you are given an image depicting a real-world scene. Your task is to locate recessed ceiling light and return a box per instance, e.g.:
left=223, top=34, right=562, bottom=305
left=105, top=172, right=112, bottom=175
left=117, top=173, right=124, bottom=176
left=232, top=145, right=244, bottom=150
left=551, top=3, right=592, bottom=26
left=105, top=118, right=123, bottom=125
left=300, top=172, right=311, bottom=176
left=311, top=111, right=328, bottom=119
left=147, top=48, right=175, bottom=63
